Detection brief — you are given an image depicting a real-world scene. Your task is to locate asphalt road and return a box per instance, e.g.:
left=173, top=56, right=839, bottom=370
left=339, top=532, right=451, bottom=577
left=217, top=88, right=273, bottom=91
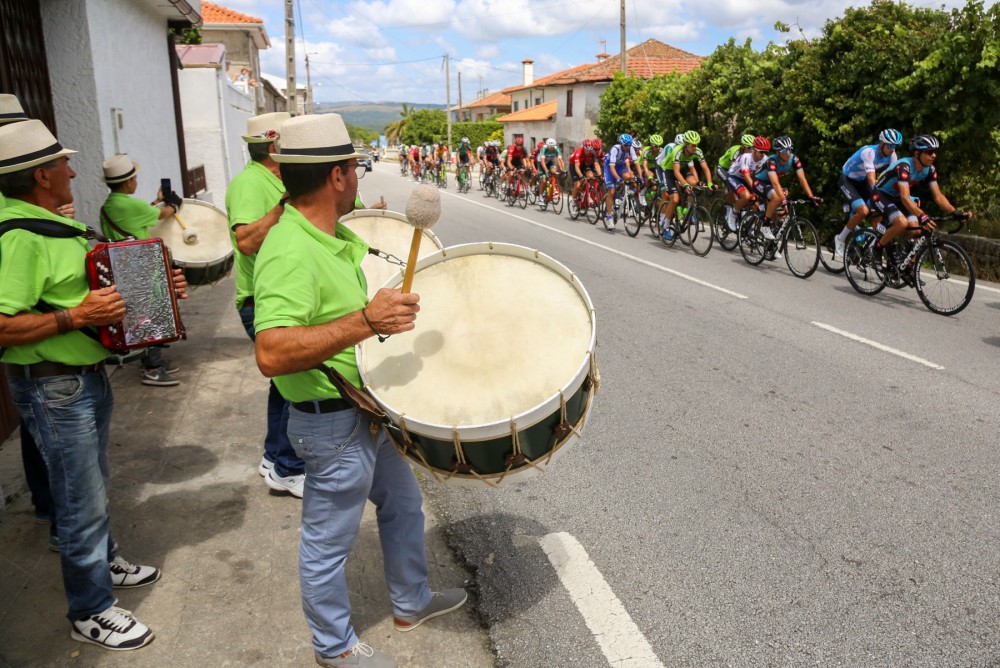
left=361, top=162, right=1000, bottom=668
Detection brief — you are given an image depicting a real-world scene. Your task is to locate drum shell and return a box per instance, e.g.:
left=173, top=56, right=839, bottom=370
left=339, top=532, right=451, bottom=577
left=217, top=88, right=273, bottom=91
left=151, top=199, right=234, bottom=286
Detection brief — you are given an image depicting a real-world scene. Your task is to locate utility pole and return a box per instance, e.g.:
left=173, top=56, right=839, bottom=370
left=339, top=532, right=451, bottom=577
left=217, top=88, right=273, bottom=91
left=444, top=54, right=452, bottom=150
left=457, top=71, right=463, bottom=123
left=304, top=53, right=313, bottom=114
left=285, top=0, right=297, bottom=115
left=620, top=0, right=627, bottom=75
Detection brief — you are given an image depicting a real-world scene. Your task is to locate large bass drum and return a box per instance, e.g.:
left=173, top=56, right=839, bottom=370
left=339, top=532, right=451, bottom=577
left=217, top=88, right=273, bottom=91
left=152, top=199, right=234, bottom=286
left=357, top=243, right=598, bottom=488
left=338, top=208, right=443, bottom=298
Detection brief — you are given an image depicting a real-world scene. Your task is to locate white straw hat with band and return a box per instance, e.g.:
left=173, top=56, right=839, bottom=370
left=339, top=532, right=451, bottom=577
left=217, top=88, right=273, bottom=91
left=0, top=94, right=29, bottom=125
left=102, top=154, right=141, bottom=184
left=242, top=112, right=292, bottom=143
left=0, top=119, right=77, bottom=175
left=271, top=114, right=366, bottom=164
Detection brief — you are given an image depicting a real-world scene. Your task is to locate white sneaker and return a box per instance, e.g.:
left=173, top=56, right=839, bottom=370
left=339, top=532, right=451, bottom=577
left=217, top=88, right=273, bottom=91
left=71, top=605, right=154, bottom=651
left=258, top=456, right=273, bottom=477
left=834, top=236, right=846, bottom=258
left=762, top=225, right=776, bottom=240
left=266, top=469, right=304, bottom=498
left=109, top=556, right=161, bottom=588
left=603, top=216, right=615, bottom=231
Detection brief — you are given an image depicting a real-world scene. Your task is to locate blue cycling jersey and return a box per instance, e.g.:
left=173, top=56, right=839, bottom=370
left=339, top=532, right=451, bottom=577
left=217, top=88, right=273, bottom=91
left=874, top=157, right=938, bottom=199
left=842, top=144, right=896, bottom=180
left=604, top=144, right=636, bottom=168
left=753, top=153, right=802, bottom=181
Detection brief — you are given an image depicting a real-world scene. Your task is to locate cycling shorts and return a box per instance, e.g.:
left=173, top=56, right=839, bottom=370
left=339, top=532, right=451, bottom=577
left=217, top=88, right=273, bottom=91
left=838, top=174, right=872, bottom=214
left=603, top=164, right=624, bottom=190
left=724, top=172, right=747, bottom=195
left=458, top=154, right=471, bottom=165
left=753, top=180, right=780, bottom=201
left=571, top=163, right=597, bottom=182
left=486, top=155, right=500, bottom=166
left=661, top=170, right=680, bottom=194
left=509, top=158, right=525, bottom=170
left=869, top=193, right=916, bottom=224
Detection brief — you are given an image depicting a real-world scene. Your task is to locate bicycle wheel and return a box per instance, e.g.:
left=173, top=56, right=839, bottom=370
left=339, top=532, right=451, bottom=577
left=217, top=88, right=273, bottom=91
left=505, top=182, right=516, bottom=206
left=651, top=201, right=667, bottom=238
left=518, top=181, right=529, bottom=209
left=914, top=239, right=975, bottom=315
left=782, top=217, right=820, bottom=279
left=586, top=196, right=600, bottom=224
left=553, top=187, right=564, bottom=214
left=568, top=193, right=581, bottom=220
left=818, top=218, right=846, bottom=274
left=687, top=205, right=714, bottom=256
left=623, top=195, right=642, bottom=237
left=527, top=177, right=538, bottom=206
left=738, top=214, right=766, bottom=265
left=844, top=231, right=887, bottom=296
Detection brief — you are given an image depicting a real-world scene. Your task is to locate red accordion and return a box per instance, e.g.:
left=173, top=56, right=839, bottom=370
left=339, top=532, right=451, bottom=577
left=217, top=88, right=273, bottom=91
left=85, top=238, right=185, bottom=354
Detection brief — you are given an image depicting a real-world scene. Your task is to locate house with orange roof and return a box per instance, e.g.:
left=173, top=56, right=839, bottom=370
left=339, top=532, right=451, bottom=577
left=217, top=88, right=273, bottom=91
left=201, top=1, right=271, bottom=112
left=450, top=90, right=512, bottom=122
left=497, top=40, right=703, bottom=153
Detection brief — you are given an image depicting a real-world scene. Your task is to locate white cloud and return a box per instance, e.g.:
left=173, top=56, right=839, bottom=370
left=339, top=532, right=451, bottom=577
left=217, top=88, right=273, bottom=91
left=476, top=44, right=500, bottom=60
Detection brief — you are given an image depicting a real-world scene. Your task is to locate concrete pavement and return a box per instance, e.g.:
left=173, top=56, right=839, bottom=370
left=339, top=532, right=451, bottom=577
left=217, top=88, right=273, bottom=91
left=0, top=272, right=494, bottom=668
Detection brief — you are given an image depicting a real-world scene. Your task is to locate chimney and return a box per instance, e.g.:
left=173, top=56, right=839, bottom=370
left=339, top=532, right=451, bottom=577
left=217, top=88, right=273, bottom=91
left=596, top=52, right=611, bottom=63
left=522, top=59, right=534, bottom=87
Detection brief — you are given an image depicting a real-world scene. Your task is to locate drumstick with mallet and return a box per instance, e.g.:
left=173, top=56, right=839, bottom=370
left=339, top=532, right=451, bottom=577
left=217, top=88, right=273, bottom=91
left=401, top=185, right=441, bottom=293
left=173, top=212, right=199, bottom=245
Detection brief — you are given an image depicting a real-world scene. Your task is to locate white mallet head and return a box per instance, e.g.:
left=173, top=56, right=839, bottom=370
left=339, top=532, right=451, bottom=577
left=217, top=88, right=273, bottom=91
left=404, top=184, right=441, bottom=231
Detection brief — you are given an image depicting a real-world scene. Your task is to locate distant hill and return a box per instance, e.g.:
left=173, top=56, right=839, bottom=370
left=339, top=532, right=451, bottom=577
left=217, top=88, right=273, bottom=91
left=315, top=101, right=446, bottom=133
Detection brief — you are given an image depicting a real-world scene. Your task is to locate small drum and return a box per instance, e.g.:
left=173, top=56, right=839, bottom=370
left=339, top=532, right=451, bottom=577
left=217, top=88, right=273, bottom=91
left=338, top=209, right=443, bottom=298
left=151, top=199, right=234, bottom=286
left=357, top=243, right=598, bottom=488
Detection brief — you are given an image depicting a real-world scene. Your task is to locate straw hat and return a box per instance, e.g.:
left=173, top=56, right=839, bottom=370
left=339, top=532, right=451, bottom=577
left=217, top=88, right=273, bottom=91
left=103, top=154, right=141, bottom=184
left=271, top=114, right=366, bottom=164
left=242, top=112, right=291, bottom=143
left=0, top=119, right=76, bottom=175
left=0, top=94, right=29, bottom=125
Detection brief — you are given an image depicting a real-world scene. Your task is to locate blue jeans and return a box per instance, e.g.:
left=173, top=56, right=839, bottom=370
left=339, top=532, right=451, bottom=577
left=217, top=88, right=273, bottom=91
left=8, top=369, right=118, bottom=620
left=239, top=303, right=303, bottom=477
left=288, top=407, right=432, bottom=657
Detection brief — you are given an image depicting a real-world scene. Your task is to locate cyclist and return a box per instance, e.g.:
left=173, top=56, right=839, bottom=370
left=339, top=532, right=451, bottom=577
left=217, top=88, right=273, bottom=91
left=717, top=134, right=755, bottom=187
left=409, top=144, right=422, bottom=181
left=834, top=128, right=902, bottom=257
left=602, top=133, right=638, bottom=231
left=483, top=140, right=501, bottom=177
left=505, top=136, right=532, bottom=191
left=724, top=136, right=771, bottom=230
left=569, top=139, right=600, bottom=202
left=659, top=131, right=713, bottom=240
left=752, top=135, right=821, bottom=240
left=869, top=134, right=972, bottom=264
left=455, top=137, right=473, bottom=182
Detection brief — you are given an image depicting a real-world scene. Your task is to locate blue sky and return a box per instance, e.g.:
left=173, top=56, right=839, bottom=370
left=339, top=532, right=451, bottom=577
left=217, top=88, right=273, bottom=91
left=224, top=0, right=979, bottom=105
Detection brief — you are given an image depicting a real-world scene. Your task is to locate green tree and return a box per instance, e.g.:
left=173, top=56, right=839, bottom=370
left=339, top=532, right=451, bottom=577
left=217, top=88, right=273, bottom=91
left=385, top=103, right=415, bottom=145
left=400, top=109, right=447, bottom=145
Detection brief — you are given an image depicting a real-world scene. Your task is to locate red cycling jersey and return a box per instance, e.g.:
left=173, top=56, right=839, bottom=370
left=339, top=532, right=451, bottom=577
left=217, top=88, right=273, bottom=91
left=507, top=145, right=526, bottom=162
left=569, top=147, right=598, bottom=168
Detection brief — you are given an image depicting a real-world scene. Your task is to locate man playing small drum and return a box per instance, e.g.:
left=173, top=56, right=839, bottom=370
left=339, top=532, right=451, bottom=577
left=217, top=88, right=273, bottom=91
left=225, top=112, right=307, bottom=497
left=252, top=113, right=466, bottom=668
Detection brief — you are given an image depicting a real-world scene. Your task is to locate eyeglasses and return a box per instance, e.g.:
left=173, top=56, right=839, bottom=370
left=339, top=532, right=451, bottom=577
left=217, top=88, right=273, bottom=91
left=340, top=162, right=366, bottom=179
left=923, top=150, right=938, bottom=156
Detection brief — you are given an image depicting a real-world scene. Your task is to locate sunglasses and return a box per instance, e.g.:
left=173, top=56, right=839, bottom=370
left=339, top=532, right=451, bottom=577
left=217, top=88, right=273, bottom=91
left=923, top=150, right=938, bottom=156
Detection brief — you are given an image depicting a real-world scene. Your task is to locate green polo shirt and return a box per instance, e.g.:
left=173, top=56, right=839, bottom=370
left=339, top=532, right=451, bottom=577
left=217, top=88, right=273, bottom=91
left=0, top=199, right=108, bottom=365
left=253, top=206, right=370, bottom=403
left=101, top=192, right=159, bottom=241
left=225, top=160, right=284, bottom=309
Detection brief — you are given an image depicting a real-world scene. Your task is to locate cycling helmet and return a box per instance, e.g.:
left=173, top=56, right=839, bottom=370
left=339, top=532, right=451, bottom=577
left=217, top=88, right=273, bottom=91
left=674, top=133, right=685, bottom=145
left=619, top=133, right=633, bottom=146
left=582, top=139, right=594, bottom=150
left=773, top=135, right=793, bottom=151
left=515, top=137, right=524, bottom=146
left=682, top=130, right=701, bottom=145
left=461, top=137, right=469, bottom=143
left=649, top=134, right=663, bottom=146
left=546, top=138, right=556, bottom=147
left=594, top=138, right=603, bottom=148
left=537, top=141, right=545, bottom=149
left=910, top=134, right=940, bottom=151
left=740, top=133, right=755, bottom=147
left=752, top=136, right=771, bottom=151
left=632, top=139, right=642, bottom=150
left=878, top=128, right=902, bottom=146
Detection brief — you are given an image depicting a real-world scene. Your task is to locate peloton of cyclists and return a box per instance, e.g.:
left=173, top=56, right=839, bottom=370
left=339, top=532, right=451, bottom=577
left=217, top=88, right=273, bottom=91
left=752, top=135, right=822, bottom=240
left=505, top=136, right=534, bottom=191
left=569, top=139, right=601, bottom=202
left=834, top=129, right=903, bottom=257
left=723, top=136, right=771, bottom=231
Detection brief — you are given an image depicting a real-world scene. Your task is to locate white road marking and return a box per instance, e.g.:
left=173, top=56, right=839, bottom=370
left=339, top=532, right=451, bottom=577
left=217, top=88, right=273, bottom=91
left=443, top=190, right=749, bottom=300
left=811, top=321, right=945, bottom=370
left=946, top=278, right=1000, bottom=295
left=539, top=532, right=666, bottom=668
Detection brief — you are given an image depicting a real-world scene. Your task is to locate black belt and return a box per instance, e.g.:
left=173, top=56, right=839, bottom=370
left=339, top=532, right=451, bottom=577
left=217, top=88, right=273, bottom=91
left=291, top=398, right=353, bottom=414
left=242, top=297, right=255, bottom=308
left=5, top=361, right=105, bottom=379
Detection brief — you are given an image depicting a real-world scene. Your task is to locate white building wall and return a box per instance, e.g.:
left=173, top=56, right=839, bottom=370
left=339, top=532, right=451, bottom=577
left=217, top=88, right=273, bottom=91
left=40, top=0, right=181, bottom=225
left=179, top=67, right=253, bottom=205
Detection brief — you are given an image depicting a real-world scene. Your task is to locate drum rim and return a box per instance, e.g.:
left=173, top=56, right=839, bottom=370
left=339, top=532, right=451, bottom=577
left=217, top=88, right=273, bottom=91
left=357, top=242, right=597, bottom=441
left=339, top=208, right=443, bottom=250
left=152, top=198, right=233, bottom=265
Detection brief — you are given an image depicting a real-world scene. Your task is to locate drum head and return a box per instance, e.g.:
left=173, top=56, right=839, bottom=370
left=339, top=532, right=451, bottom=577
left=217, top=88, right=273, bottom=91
left=339, top=209, right=442, bottom=298
left=358, top=243, right=596, bottom=441
left=151, top=199, right=233, bottom=267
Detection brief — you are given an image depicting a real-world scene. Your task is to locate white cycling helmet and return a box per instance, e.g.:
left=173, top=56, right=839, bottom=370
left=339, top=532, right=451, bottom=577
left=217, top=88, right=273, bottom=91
left=545, top=138, right=556, bottom=147
left=674, top=133, right=685, bottom=145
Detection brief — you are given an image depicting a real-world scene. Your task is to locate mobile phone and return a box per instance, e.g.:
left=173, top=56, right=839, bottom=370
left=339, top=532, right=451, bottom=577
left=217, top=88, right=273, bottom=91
left=161, top=178, right=171, bottom=195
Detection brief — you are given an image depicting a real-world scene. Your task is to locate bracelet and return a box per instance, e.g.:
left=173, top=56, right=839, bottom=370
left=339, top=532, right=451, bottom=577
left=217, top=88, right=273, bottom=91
left=361, top=308, right=388, bottom=343
left=54, top=309, right=74, bottom=334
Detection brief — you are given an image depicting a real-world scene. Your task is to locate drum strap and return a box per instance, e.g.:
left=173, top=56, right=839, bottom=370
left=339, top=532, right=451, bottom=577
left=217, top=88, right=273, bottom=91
left=312, top=363, right=390, bottom=426
left=100, top=206, right=133, bottom=240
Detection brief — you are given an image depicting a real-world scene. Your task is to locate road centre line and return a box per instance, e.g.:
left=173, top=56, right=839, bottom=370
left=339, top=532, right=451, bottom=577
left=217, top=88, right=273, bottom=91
left=442, top=190, right=749, bottom=300
left=811, top=321, right=945, bottom=370
left=539, top=532, right=666, bottom=668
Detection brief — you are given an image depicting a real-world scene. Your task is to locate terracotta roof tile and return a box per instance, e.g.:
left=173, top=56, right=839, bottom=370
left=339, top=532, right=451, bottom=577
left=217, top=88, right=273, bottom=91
left=548, top=39, right=703, bottom=85
left=497, top=100, right=557, bottom=123
left=201, top=1, right=263, bottom=24
left=463, top=91, right=511, bottom=109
